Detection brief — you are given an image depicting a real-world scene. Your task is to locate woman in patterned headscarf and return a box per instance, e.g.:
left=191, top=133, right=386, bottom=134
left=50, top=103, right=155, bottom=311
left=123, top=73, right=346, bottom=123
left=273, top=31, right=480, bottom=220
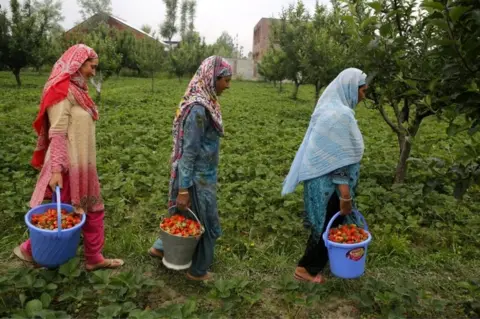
left=149, top=56, right=233, bottom=281
left=13, top=44, right=124, bottom=271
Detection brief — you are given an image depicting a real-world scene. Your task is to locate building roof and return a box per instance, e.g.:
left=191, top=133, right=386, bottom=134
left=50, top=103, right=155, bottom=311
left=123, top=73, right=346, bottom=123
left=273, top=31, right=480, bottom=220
left=65, top=12, right=168, bottom=46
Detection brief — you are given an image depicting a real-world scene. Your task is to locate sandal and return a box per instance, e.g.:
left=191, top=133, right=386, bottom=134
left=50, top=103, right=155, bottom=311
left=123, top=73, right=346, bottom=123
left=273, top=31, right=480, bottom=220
left=86, top=258, right=124, bottom=271
left=186, top=272, right=214, bottom=282
left=148, top=248, right=164, bottom=259
left=294, top=272, right=325, bottom=284
left=13, top=246, right=41, bottom=268
left=13, top=246, right=34, bottom=262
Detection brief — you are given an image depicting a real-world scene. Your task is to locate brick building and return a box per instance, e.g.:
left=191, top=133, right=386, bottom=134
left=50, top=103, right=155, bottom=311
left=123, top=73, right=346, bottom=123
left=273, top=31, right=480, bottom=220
left=252, top=18, right=279, bottom=77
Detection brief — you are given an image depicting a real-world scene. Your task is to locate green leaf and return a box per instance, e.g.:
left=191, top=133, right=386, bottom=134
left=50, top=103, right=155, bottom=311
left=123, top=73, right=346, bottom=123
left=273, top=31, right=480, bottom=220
left=97, top=304, right=122, bottom=318
left=182, top=299, right=197, bottom=316
left=449, top=6, right=470, bottom=22
left=25, top=299, right=43, bottom=317
left=45, top=283, right=58, bottom=291
left=59, top=258, right=81, bottom=278
left=19, top=293, right=27, bottom=307
left=428, top=19, right=450, bottom=31
left=367, top=1, right=382, bottom=13
left=361, top=17, right=378, bottom=30
left=422, top=1, right=445, bottom=11
left=341, top=15, right=355, bottom=26
left=380, top=23, right=393, bottom=37
left=33, top=278, right=46, bottom=288
left=40, top=293, right=52, bottom=308
left=432, top=39, right=457, bottom=46
left=447, top=123, right=461, bottom=136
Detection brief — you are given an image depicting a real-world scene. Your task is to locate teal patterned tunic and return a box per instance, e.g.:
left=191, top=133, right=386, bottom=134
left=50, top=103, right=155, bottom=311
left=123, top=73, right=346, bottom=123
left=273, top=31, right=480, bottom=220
left=303, top=163, right=361, bottom=238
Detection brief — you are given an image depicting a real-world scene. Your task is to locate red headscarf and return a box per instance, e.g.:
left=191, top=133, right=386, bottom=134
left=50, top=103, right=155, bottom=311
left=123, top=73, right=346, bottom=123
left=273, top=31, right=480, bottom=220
left=31, top=44, right=99, bottom=169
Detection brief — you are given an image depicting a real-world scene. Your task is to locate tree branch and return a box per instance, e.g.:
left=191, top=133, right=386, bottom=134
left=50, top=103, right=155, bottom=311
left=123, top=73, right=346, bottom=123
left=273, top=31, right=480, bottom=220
left=379, top=104, right=401, bottom=135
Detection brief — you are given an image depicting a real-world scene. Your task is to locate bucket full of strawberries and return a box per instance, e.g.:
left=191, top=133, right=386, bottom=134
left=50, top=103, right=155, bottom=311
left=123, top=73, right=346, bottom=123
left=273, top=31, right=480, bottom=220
left=24, top=186, right=86, bottom=268
left=322, top=210, right=372, bottom=279
left=159, top=206, right=204, bottom=270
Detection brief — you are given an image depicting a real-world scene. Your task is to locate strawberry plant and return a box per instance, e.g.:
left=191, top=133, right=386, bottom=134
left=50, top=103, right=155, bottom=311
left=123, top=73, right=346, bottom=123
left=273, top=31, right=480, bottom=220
left=0, top=73, right=479, bottom=318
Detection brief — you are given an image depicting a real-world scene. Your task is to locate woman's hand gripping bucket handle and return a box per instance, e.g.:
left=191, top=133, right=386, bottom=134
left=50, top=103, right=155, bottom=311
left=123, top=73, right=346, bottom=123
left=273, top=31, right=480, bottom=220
left=167, top=206, right=205, bottom=238
left=52, top=186, right=63, bottom=234
left=324, top=210, right=369, bottom=248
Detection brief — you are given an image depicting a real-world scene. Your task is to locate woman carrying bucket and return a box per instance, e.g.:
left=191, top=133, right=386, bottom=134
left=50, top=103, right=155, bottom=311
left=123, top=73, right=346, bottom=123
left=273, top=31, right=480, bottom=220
left=149, top=56, right=232, bottom=281
left=13, top=44, right=124, bottom=271
left=282, top=68, right=368, bottom=284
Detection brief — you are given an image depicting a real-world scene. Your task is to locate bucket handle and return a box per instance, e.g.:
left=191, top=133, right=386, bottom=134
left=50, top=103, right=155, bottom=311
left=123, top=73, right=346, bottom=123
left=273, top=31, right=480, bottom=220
left=51, top=186, right=63, bottom=233
left=324, top=210, right=368, bottom=245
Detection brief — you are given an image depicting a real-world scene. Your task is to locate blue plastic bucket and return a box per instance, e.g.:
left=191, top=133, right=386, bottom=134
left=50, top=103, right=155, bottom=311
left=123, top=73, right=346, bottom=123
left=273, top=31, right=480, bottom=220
left=322, top=211, right=372, bottom=279
left=24, top=186, right=86, bottom=268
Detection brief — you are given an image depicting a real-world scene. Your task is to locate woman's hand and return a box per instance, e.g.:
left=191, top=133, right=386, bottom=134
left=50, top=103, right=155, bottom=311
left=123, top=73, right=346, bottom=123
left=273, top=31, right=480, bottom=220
left=177, top=189, right=190, bottom=211
left=49, top=172, right=63, bottom=190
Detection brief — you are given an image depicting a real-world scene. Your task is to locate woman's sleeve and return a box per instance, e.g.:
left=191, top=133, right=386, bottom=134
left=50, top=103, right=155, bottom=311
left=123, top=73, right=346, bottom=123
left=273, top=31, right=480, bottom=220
left=178, top=105, right=205, bottom=189
left=47, top=99, right=71, bottom=173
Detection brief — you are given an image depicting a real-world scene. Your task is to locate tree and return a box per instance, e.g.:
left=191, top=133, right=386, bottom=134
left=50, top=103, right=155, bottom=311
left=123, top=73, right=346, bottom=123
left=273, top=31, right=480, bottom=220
left=4, top=0, right=52, bottom=86
left=160, top=0, right=178, bottom=43
left=212, top=31, right=236, bottom=58
left=114, top=29, right=139, bottom=75
left=338, top=0, right=450, bottom=183
left=301, top=3, right=345, bottom=101
left=0, top=5, right=9, bottom=70
left=271, top=1, right=310, bottom=99
left=179, top=0, right=188, bottom=38
left=82, top=23, right=122, bottom=100
left=187, top=0, right=195, bottom=35
left=257, top=48, right=287, bottom=92
left=140, top=24, right=152, bottom=35
left=135, top=37, right=165, bottom=92
left=168, top=32, right=211, bottom=79
left=421, top=0, right=480, bottom=197
left=77, top=0, right=112, bottom=20
left=31, top=0, right=64, bottom=71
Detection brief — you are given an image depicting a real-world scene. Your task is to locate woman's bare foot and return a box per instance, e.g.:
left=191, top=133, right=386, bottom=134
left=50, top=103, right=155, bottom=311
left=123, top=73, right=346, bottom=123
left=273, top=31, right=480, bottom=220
left=294, top=266, right=325, bottom=284
left=85, top=258, right=124, bottom=271
left=148, top=247, right=164, bottom=259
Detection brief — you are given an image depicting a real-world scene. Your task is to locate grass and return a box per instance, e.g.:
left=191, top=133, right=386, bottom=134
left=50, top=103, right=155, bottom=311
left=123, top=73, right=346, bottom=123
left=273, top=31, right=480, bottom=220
left=0, top=71, right=479, bottom=319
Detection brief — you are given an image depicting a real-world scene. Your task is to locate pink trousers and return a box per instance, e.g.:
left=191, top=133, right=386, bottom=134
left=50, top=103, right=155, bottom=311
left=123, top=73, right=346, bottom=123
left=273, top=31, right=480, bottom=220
left=21, top=173, right=105, bottom=265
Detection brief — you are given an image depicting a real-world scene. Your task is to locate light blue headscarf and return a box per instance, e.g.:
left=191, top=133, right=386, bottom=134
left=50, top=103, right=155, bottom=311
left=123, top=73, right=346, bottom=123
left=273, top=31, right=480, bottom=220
left=282, top=68, right=367, bottom=195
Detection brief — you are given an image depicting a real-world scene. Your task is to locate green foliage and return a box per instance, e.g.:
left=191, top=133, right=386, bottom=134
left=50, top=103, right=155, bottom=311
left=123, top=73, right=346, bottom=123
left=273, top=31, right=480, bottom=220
left=134, top=37, right=165, bottom=91
left=168, top=32, right=212, bottom=79
left=0, top=74, right=479, bottom=318
left=270, top=1, right=311, bottom=99
left=1, top=0, right=57, bottom=85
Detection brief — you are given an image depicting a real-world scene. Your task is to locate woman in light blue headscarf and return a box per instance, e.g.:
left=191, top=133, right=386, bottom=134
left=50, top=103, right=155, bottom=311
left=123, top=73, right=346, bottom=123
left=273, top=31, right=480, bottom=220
left=282, top=68, right=368, bottom=283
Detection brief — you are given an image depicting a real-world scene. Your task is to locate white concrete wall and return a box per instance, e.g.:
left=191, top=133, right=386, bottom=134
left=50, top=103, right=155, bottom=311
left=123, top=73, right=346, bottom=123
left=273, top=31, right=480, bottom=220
left=224, top=58, right=256, bottom=81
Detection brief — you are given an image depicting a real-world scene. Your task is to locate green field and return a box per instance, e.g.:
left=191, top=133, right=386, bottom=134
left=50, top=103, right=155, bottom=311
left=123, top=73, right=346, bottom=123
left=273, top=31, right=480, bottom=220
left=1, top=72, right=479, bottom=319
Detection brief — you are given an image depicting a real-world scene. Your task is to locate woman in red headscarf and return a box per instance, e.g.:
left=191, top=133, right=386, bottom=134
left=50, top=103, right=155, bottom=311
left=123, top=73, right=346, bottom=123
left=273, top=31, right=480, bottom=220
left=13, top=44, right=124, bottom=271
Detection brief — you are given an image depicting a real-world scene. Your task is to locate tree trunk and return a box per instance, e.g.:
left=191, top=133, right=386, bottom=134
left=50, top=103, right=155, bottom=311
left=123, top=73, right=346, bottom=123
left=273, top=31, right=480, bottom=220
left=292, top=79, right=300, bottom=99
left=13, top=69, right=21, bottom=87
left=393, top=115, right=424, bottom=183
left=315, top=81, right=321, bottom=101
left=151, top=72, right=154, bottom=92
left=279, top=81, right=283, bottom=93
left=273, top=80, right=277, bottom=88
left=394, top=134, right=411, bottom=183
